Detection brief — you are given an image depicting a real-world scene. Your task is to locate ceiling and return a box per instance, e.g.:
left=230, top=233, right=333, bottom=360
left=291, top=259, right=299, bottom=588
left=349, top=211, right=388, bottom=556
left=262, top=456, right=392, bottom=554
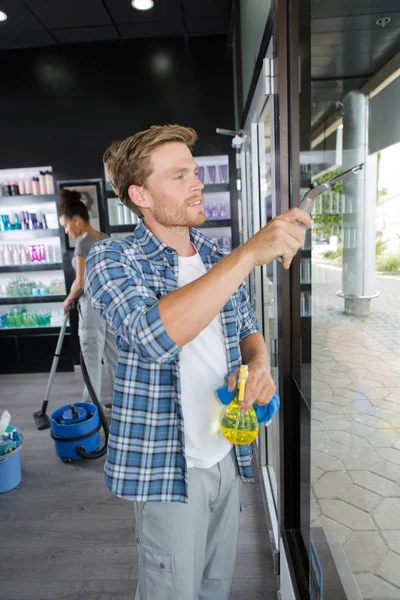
left=0, top=0, right=398, bottom=130
left=0, top=0, right=233, bottom=50
left=311, top=0, right=400, bottom=128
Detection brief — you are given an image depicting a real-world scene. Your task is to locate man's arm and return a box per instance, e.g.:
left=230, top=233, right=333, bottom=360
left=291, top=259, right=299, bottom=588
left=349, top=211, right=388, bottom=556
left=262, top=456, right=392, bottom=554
left=85, top=241, right=181, bottom=364
left=159, top=208, right=310, bottom=347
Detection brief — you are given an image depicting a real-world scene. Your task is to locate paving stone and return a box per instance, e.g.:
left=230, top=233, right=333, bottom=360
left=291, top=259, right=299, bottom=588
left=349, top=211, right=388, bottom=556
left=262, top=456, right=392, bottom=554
left=311, top=419, right=326, bottom=432
left=384, top=377, right=400, bottom=387
left=370, top=400, right=400, bottom=413
left=381, top=531, right=400, bottom=555
left=320, top=499, right=376, bottom=530
left=314, top=471, right=380, bottom=512
left=355, top=573, right=400, bottom=599
left=367, top=388, right=393, bottom=401
left=330, top=394, right=354, bottom=407
left=333, top=388, right=368, bottom=402
left=313, top=471, right=352, bottom=499
left=376, top=551, right=400, bottom=588
left=387, top=413, right=400, bottom=427
left=386, top=393, right=400, bottom=404
left=373, top=498, right=400, bottom=529
left=312, top=408, right=332, bottom=422
left=311, top=499, right=321, bottom=523
left=369, top=459, right=400, bottom=484
left=312, top=381, right=334, bottom=396
left=312, top=450, right=344, bottom=471
left=311, top=431, right=330, bottom=450
left=368, top=430, right=400, bottom=448
left=346, top=399, right=376, bottom=413
left=312, top=401, right=347, bottom=414
left=330, top=376, right=357, bottom=389
left=324, top=413, right=355, bottom=430
left=341, top=447, right=380, bottom=471
left=348, top=422, right=376, bottom=439
left=349, top=471, right=400, bottom=496
left=327, top=431, right=370, bottom=448
left=377, top=448, right=400, bottom=466
left=311, top=466, right=325, bottom=484
left=352, top=414, right=392, bottom=429
left=359, top=379, right=391, bottom=390
left=317, top=515, right=352, bottom=545
left=344, top=532, right=387, bottom=573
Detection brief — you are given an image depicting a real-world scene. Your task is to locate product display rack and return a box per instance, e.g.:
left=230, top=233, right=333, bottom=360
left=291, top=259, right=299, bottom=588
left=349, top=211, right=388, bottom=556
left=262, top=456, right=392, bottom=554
left=0, top=228, right=60, bottom=241
left=0, top=173, right=73, bottom=373
left=0, top=295, right=64, bottom=305
left=102, top=152, right=238, bottom=248
left=0, top=263, right=63, bottom=273
left=195, top=154, right=238, bottom=251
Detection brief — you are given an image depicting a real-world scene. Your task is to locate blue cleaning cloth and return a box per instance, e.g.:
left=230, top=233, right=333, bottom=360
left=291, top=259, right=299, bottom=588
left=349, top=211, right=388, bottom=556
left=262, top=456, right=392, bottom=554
left=216, top=375, right=280, bottom=425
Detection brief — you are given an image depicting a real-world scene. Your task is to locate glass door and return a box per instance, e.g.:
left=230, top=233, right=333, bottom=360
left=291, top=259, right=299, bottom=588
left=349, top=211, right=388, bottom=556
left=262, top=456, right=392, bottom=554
left=257, top=98, right=280, bottom=511
left=241, top=40, right=281, bottom=557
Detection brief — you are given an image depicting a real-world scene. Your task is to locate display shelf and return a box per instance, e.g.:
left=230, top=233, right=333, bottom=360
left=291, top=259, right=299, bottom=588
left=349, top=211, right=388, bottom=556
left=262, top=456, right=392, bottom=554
left=203, top=183, right=230, bottom=193
left=0, top=194, right=58, bottom=207
left=109, top=225, right=137, bottom=233
left=0, top=325, right=69, bottom=335
left=203, top=219, right=231, bottom=228
left=0, top=263, right=63, bottom=273
left=0, top=295, right=64, bottom=305
left=0, top=228, right=59, bottom=241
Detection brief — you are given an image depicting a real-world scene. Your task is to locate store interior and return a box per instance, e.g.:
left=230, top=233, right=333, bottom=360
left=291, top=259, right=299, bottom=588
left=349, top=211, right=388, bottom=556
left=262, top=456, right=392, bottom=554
left=1, top=0, right=400, bottom=599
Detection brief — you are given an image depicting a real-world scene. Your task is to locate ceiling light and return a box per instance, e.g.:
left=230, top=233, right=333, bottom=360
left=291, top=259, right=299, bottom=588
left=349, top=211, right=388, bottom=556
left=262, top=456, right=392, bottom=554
left=0, top=11, right=8, bottom=22
left=131, top=0, right=154, bottom=10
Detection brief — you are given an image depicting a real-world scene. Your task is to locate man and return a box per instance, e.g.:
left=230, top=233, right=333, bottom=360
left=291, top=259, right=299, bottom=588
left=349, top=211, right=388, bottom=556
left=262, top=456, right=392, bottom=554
left=85, top=124, right=310, bottom=600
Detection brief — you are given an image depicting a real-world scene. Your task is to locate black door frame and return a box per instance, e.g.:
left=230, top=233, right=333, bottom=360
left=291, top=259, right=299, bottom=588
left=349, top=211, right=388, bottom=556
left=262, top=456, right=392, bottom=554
left=237, top=0, right=312, bottom=596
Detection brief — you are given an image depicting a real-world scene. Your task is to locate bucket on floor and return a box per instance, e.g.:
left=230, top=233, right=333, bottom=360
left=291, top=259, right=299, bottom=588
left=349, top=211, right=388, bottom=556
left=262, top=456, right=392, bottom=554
left=0, top=429, right=23, bottom=494
left=50, top=402, right=101, bottom=461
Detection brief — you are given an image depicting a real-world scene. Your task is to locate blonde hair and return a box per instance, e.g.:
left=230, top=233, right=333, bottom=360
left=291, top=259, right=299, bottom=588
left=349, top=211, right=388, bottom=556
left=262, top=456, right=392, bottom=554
left=103, top=124, right=198, bottom=218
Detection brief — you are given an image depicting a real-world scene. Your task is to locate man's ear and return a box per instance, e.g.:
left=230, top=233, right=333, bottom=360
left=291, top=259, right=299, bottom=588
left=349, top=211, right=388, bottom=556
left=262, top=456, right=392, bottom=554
left=128, top=185, right=149, bottom=211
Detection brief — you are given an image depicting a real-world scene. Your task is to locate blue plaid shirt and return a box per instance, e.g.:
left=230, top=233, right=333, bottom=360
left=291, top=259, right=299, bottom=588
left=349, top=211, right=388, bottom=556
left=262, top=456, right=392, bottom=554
left=85, top=219, right=260, bottom=502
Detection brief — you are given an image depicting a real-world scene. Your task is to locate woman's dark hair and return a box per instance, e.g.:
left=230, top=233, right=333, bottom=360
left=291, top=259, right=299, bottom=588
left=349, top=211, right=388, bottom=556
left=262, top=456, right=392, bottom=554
left=59, top=189, right=89, bottom=222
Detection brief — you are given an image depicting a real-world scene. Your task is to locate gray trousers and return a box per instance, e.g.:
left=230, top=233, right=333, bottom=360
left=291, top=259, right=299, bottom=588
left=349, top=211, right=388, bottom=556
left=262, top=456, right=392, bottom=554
left=134, top=449, right=242, bottom=600
left=78, top=296, right=118, bottom=403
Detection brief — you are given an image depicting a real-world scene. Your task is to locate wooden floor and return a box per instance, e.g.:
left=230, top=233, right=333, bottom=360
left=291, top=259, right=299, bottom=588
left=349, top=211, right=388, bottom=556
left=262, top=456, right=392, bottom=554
left=0, top=369, right=278, bottom=599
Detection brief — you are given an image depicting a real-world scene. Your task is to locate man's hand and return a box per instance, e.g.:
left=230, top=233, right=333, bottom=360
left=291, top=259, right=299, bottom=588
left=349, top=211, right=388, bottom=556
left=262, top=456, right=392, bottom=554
left=243, top=207, right=312, bottom=270
left=63, top=298, right=75, bottom=314
left=227, top=359, right=276, bottom=414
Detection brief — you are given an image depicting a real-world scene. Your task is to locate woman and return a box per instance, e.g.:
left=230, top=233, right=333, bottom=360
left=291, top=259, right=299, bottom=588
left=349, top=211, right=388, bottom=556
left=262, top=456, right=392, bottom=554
left=58, top=189, right=118, bottom=408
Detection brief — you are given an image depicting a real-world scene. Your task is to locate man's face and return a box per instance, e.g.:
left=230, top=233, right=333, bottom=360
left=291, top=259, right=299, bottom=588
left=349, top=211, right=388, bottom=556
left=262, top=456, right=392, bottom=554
left=142, top=142, right=205, bottom=228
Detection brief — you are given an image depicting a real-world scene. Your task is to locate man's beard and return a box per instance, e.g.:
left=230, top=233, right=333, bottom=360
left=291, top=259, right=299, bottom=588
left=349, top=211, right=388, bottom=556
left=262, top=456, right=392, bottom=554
left=151, top=195, right=206, bottom=228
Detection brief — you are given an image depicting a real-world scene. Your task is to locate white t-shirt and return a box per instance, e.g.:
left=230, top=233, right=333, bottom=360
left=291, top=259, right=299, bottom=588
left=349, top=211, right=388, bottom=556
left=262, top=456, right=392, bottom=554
left=178, top=250, right=232, bottom=469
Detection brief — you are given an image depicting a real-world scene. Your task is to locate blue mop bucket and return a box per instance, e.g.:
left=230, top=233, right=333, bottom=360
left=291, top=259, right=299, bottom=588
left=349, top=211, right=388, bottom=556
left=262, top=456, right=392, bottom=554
left=50, top=402, right=101, bottom=461
left=0, top=429, right=23, bottom=494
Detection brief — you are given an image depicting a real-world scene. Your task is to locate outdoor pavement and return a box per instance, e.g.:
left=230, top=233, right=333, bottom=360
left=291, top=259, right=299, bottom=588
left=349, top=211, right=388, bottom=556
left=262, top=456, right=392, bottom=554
left=310, top=260, right=400, bottom=600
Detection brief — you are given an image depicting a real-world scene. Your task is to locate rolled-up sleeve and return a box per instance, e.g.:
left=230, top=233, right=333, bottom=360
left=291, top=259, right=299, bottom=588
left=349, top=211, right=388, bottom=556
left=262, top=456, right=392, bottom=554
left=84, top=240, right=180, bottom=364
left=238, top=281, right=260, bottom=341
